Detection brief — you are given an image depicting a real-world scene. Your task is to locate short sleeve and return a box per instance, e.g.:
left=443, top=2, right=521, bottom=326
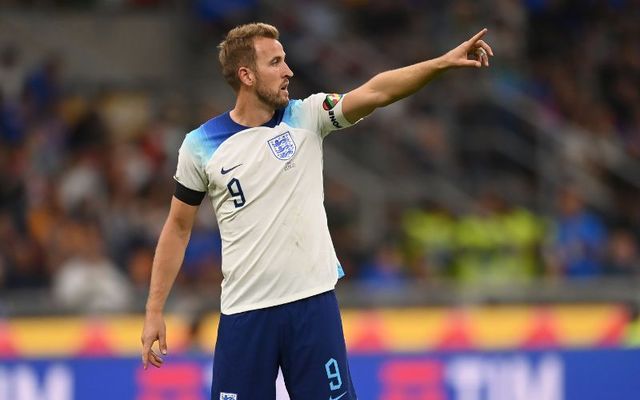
left=173, top=132, right=208, bottom=193
left=291, top=93, right=359, bottom=138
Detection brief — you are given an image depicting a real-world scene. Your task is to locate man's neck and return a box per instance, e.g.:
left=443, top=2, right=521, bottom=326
left=230, top=93, right=275, bottom=127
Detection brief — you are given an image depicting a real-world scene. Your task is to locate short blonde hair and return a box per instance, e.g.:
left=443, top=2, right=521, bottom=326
left=218, top=23, right=280, bottom=91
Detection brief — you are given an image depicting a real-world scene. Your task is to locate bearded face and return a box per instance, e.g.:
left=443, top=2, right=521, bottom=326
left=255, top=71, right=289, bottom=109
left=248, top=37, right=293, bottom=110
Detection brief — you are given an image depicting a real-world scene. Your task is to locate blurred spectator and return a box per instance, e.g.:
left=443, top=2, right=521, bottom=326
left=65, top=97, right=108, bottom=156
left=0, top=212, right=48, bottom=289
left=194, top=0, right=257, bottom=23
left=402, top=202, right=456, bottom=280
left=57, top=152, right=107, bottom=216
left=26, top=181, right=64, bottom=269
left=0, top=47, right=28, bottom=144
left=358, top=241, right=409, bottom=289
left=53, top=222, right=133, bottom=312
left=546, top=186, right=607, bottom=279
left=324, top=179, right=362, bottom=278
left=126, top=243, right=154, bottom=290
left=23, top=54, right=62, bottom=118
left=604, top=229, right=640, bottom=277
left=0, top=147, right=28, bottom=232
left=0, top=91, right=26, bottom=145
left=0, top=44, right=25, bottom=104
left=180, top=221, right=222, bottom=289
left=3, top=235, right=47, bottom=289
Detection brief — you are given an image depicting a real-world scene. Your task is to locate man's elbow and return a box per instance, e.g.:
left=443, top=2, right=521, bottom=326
left=164, top=215, right=193, bottom=241
left=362, top=82, right=392, bottom=108
left=377, top=92, right=396, bottom=108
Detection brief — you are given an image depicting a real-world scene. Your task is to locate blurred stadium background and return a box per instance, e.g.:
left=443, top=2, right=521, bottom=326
left=1, top=0, right=640, bottom=399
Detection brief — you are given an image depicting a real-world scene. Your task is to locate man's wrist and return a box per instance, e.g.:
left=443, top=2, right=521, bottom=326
left=432, top=55, right=451, bottom=71
left=145, top=305, right=164, bottom=314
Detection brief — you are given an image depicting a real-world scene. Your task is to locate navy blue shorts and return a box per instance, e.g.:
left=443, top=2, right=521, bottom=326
left=211, top=290, right=357, bottom=400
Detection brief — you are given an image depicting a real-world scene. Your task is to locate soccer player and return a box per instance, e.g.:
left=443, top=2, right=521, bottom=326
left=141, top=22, right=493, bottom=400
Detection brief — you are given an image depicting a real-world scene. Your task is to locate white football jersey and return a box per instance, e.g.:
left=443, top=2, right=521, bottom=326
left=174, top=93, right=357, bottom=314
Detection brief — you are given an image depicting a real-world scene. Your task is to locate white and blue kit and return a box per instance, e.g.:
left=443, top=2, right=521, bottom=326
left=173, top=93, right=358, bottom=399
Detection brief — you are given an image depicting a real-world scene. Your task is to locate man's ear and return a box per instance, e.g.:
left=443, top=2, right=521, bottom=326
left=238, top=67, right=255, bottom=87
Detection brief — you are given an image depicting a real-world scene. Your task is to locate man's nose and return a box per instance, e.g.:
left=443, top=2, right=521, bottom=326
left=284, top=62, right=294, bottom=78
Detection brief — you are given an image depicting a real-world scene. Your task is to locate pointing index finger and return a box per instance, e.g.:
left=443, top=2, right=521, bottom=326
left=467, top=28, right=488, bottom=47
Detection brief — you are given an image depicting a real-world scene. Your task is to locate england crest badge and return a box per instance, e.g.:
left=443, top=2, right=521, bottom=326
left=268, top=131, right=297, bottom=161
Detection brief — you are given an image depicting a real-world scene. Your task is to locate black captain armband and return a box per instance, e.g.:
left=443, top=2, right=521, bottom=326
left=174, top=181, right=206, bottom=206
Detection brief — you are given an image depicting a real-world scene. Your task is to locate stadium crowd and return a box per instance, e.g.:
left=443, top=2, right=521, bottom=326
left=1, top=0, right=639, bottom=313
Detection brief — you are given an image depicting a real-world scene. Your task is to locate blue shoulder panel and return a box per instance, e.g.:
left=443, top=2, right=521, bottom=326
left=186, top=109, right=288, bottom=168
left=282, top=99, right=302, bottom=128
left=185, top=113, right=237, bottom=169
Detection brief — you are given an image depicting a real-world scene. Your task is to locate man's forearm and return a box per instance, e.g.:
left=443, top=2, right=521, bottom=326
left=365, top=56, right=449, bottom=107
left=145, top=222, right=191, bottom=312
left=343, top=29, right=491, bottom=122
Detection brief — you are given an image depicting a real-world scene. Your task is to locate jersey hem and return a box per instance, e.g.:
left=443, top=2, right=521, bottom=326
left=221, top=282, right=337, bottom=315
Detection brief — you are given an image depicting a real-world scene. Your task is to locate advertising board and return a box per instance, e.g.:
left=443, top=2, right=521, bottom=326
left=1, top=349, right=639, bottom=400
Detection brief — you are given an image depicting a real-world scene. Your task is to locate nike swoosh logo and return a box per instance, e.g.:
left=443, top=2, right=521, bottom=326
left=221, top=164, right=242, bottom=174
left=329, top=392, right=347, bottom=400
